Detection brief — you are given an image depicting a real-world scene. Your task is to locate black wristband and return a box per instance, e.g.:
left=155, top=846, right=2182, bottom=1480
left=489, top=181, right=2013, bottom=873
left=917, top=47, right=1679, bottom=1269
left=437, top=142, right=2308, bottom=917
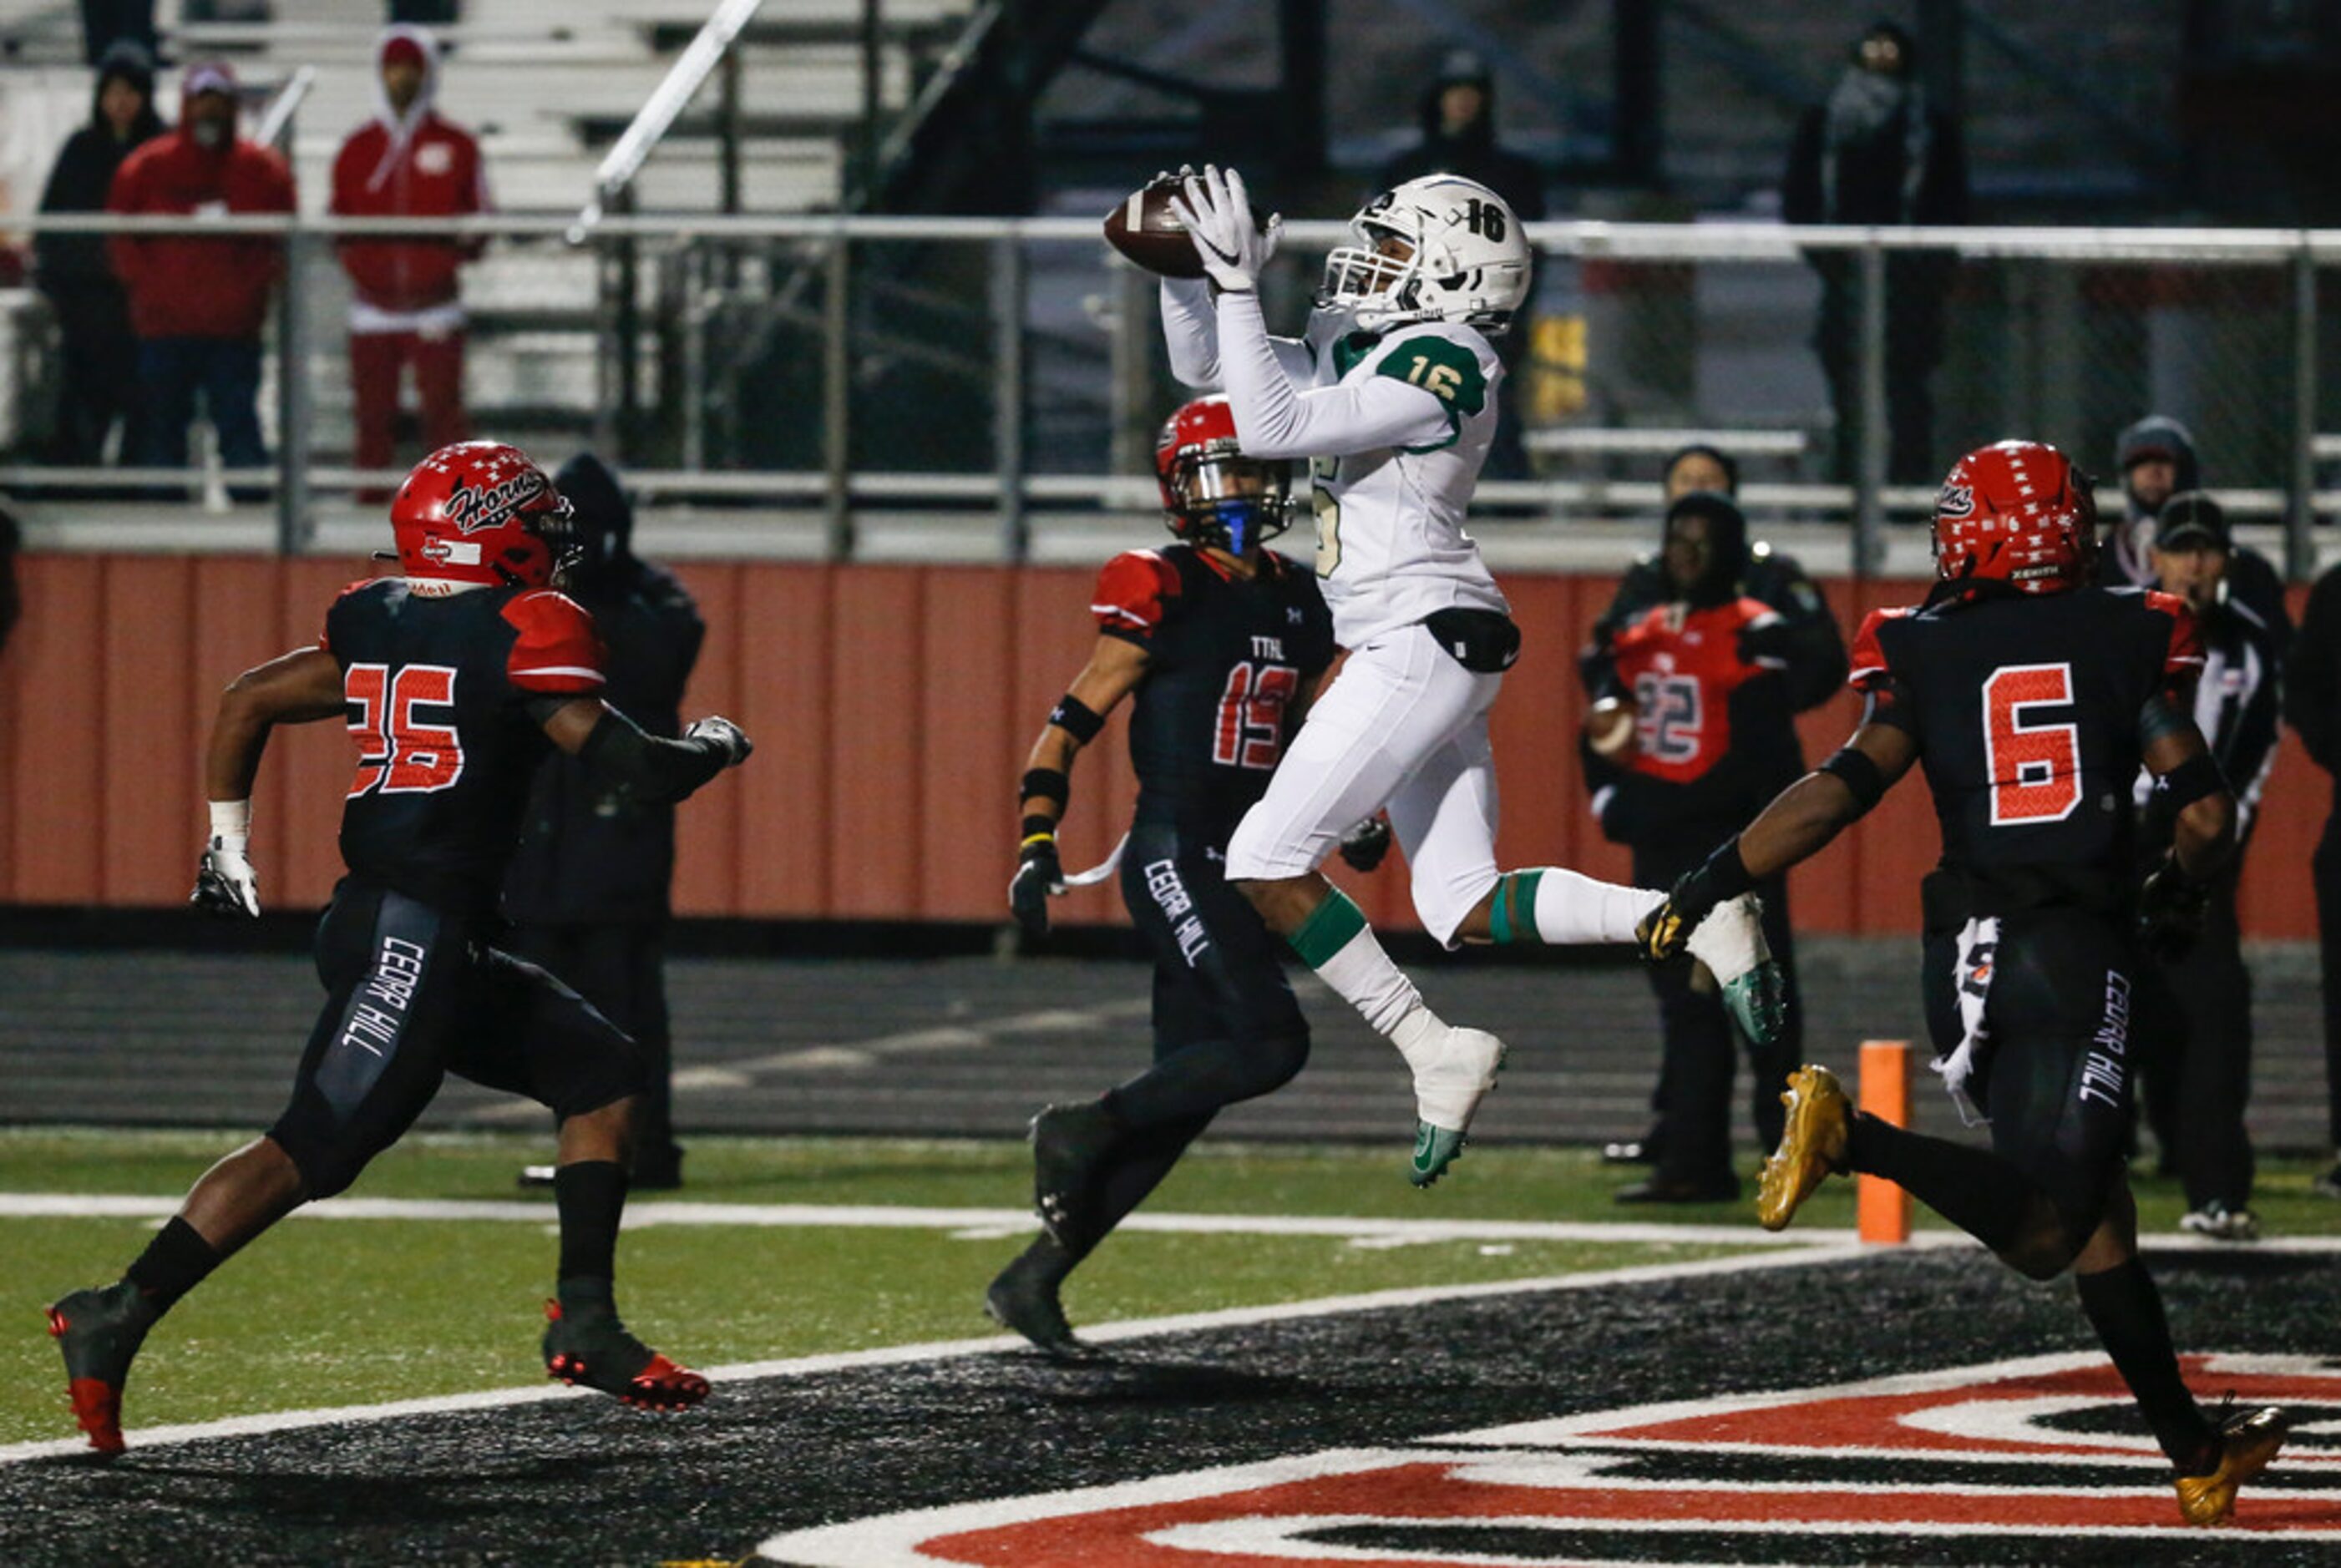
left=1049, top=695, right=1105, bottom=744
left=2159, top=751, right=2226, bottom=812
left=1818, top=746, right=1887, bottom=814
left=1673, top=837, right=1756, bottom=928
left=1020, top=813, right=1058, bottom=842
left=1020, top=767, right=1069, bottom=809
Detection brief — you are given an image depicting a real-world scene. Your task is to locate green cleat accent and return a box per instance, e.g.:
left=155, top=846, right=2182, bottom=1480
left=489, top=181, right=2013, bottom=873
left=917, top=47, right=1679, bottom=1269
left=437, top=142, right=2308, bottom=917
left=1411, top=1122, right=1468, bottom=1188
left=1720, top=959, right=1789, bottom=1046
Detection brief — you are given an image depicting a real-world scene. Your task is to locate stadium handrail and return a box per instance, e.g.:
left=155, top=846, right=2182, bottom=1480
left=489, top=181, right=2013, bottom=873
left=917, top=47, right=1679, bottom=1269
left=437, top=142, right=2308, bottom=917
left=13, top=212, right=2341, bottom=256
left=572, top=0, right=768, bottom=239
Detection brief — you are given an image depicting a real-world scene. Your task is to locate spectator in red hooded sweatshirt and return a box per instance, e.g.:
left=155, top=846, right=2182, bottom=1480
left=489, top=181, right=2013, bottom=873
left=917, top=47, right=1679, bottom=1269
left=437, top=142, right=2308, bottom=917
left=332, top=27, right=489, bottom=493
left=107, top=60, right=296, bottom=484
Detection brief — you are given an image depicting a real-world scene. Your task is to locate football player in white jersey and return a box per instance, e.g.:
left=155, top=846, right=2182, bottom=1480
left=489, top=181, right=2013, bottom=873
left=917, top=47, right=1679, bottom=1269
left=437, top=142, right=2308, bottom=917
left=1165, top=165, right=1779, bottom=1185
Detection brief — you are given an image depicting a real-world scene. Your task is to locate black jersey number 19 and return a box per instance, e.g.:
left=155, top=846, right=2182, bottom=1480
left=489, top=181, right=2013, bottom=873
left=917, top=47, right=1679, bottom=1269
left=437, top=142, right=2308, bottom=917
left=1214, top=661, right=1300, bottom=770
left=346, top=662, right=467, bottom=798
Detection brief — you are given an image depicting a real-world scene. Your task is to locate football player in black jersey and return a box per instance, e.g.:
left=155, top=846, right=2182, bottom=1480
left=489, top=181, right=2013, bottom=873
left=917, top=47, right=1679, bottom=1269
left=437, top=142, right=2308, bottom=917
left=1640, top=440, right=2287, bottom=1525
left=45, top=442, right=751, bottom=1455
left=989, top=396, right=1339, bottom=1355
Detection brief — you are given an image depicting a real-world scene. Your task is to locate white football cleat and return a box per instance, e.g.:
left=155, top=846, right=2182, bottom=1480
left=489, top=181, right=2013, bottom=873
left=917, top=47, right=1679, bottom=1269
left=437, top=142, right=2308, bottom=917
left=1402, top=1025, right=1506, bottom=1187
left=1685, top=893, right=1788, bottom=1045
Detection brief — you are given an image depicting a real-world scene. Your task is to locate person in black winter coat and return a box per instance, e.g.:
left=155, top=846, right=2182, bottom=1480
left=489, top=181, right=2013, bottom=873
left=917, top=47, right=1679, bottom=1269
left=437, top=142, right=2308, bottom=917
left=1379, top=49, right=1547, bottom=483
left=36, top=41, right=165, bottom=470
left=1781, top=22, right=1968, bottom=484
left=1578, top=484, right=1842, bottom=1201
left=505, top=454, right=706, bottom=1190
left=2100, top=414, right=2291, bottom=656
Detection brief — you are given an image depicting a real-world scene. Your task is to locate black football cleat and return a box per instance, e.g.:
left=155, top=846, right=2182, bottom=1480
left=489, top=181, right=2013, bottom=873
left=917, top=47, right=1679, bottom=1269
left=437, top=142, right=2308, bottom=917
left=47, top=1281, right=155, bottom=1456
left=983, top=1250, right=1097, bottom=1362
left=542, top=1293, right=709, bottom=1411
left=1029, top=1101, right=1116, bottom=1250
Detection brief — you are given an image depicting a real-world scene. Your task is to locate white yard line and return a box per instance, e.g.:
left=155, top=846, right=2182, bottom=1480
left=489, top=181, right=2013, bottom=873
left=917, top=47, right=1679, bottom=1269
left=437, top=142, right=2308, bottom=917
left=0, top=1244, right=1861, bottom=1468
left=9, top=1191, right=2340, bottom=1254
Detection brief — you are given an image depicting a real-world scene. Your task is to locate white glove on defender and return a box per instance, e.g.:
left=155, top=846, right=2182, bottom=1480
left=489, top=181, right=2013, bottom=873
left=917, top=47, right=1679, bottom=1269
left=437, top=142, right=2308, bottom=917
left=1169, top=164, right=1281, bottom=293
left=685, top=715, right=753, bottom=766
left=191, top=801, right=260, bottom=918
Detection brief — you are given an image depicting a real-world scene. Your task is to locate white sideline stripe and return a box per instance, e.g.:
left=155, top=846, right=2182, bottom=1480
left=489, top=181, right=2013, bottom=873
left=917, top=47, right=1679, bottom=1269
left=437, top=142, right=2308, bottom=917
left=9, top=1192, right=2341, bottom=1254
left=0, top=1242, right=1858, bottom=1469
left=0, top=1192, right=1895, bottom=1248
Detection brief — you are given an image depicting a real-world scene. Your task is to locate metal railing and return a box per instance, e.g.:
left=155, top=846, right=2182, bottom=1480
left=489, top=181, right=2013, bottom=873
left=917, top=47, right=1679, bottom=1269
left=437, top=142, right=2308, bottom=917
left=6, top=212, right=2341, bottom=574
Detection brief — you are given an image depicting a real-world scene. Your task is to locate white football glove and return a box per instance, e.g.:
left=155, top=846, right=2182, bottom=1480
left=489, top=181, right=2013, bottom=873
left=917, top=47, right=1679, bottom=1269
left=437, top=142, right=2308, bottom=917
left=1168, top=164, right=1281, bottom=294
left=192, top=837, right=261, bottom=918
left=686, top=715, right=753, bottom=766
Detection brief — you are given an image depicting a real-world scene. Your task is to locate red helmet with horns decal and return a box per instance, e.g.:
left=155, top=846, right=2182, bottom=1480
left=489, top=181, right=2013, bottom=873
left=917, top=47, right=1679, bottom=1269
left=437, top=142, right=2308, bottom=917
left=388, top=441, right=578, bottom=589
left=1932, top=438, right=2098, bottom=595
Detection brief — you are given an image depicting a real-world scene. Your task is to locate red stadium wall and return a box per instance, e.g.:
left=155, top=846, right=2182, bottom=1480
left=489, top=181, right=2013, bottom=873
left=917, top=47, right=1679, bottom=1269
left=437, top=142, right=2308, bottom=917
left=0, top=553, right=2323, bottom=938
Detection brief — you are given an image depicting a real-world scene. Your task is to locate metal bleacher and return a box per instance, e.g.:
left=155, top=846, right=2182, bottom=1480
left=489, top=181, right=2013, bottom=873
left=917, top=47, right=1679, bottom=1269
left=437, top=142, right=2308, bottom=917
left=0, top=0, right=976, bottom=465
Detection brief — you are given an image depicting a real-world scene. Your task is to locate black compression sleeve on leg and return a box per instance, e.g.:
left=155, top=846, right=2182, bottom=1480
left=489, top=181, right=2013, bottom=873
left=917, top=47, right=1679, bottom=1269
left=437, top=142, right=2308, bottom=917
left=554, top=1161, right=629, bottom=1284
left=124, top=1216, right=223, bottom=1315
left=1843, top=1111, right=2038, bottom=1255
left=577, top=710, right=730, bottom=804
left=2076, top=1257, right=2217, bottom=1471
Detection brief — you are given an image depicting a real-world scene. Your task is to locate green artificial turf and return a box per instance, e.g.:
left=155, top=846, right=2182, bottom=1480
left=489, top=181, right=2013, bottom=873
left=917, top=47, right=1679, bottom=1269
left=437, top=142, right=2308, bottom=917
left=4, top=1128, right=2332, bottom=1446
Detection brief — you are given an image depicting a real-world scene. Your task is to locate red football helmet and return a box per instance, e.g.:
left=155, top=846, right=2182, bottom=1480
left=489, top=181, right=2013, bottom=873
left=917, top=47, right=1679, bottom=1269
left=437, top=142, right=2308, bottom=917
left=388, top=441, right=577, bottom=588
left=1932, top=439, right=2097, bottom=594
left=1153, top=396, right=1292, bottom=554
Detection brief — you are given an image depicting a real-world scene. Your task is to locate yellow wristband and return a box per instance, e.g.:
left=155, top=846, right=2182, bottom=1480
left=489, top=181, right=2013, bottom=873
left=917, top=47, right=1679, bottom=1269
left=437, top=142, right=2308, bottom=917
left=1020, top=832, right=1057, bottom=851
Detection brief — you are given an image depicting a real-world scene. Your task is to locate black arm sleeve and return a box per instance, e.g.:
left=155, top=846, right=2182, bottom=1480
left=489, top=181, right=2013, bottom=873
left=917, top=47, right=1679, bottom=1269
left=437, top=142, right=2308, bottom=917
left=576, top=707, right=731, bottom=804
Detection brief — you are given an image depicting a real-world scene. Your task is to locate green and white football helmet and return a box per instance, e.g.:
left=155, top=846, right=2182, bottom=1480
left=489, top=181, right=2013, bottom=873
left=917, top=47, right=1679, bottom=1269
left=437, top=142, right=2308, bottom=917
left=1318, top=174, right=1532, bottom=333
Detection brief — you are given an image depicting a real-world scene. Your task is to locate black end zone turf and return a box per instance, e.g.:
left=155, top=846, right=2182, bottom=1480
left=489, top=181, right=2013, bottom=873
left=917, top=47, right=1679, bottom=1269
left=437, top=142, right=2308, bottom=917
left=0, top=1249, right=2332, bottom=1566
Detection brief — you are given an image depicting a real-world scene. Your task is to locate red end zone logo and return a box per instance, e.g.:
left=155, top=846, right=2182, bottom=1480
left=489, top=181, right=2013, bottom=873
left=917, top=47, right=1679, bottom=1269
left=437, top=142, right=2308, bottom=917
left=760, top=1353, right=2341, bottom=1565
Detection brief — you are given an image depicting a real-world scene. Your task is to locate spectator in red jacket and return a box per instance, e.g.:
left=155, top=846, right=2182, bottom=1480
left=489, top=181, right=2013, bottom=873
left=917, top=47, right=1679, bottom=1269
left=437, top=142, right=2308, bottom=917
left=107, top=60, right=296, bottom=483
left=332, top=27, right=489, bottom=493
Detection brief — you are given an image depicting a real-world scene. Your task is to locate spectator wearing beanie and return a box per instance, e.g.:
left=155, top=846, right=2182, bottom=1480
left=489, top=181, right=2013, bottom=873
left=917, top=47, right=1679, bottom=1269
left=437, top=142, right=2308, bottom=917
left=35, top=39, right=165, bottom=470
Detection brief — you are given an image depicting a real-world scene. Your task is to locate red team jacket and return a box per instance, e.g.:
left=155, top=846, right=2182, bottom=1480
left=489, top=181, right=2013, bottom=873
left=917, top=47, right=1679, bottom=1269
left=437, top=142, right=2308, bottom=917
left=331, top=28, right=489, bottom=314
left=105, top=86, right=296, bottom=340
left=331, top=114, right=487, bottom=312
left=1607, top=597, right=1786, bottom=785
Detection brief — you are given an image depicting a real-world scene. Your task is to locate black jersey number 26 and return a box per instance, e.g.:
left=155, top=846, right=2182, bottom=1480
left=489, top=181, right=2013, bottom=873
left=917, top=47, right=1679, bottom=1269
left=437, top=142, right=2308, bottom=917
left=346, top=662, right=466, bottom=799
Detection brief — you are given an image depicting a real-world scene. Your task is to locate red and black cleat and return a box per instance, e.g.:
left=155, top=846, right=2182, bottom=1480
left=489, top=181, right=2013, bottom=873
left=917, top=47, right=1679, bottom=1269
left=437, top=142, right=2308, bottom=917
left=541, top=1298, right=710, bottom=1412
left=46, top=1282, right=154, bottom=1456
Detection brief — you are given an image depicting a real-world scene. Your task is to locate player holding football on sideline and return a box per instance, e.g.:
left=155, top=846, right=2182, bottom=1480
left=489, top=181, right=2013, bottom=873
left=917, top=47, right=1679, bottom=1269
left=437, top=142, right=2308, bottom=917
left=992, top=396, right=1339, bottom=1354
left=1640, top=440, right=2288, bottom=1525
left=45, top=442, right=752, bottom=1454
left=1162, top=165, right=1777, bottom=1184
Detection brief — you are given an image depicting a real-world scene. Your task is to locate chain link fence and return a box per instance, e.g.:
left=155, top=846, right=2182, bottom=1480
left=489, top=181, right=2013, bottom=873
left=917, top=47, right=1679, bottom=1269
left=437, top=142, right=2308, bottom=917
left=3, top=214, right=2338, bottom=569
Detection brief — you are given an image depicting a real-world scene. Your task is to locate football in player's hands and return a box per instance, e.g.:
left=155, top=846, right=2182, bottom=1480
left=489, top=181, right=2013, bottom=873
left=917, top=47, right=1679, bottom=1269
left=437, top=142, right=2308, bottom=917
left=1103, top=170, right=1270, bottom=281
left=1585, top=695, right=1638, bottom=757
left=687, top=715, right=752, bottom=766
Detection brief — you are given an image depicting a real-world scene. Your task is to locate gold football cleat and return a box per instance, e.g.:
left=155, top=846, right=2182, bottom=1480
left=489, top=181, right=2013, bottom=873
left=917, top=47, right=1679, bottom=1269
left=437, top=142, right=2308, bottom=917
left=2175, top=1405, right=2289, bottom=1526
left=1756, top=1065, right=1851, bottom=1232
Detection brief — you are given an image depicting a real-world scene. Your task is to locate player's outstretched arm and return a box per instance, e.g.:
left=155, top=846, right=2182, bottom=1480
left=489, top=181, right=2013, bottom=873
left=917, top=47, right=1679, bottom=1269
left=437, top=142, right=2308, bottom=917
left=193, top=646, right=347, bottom=917
left=1011, top=635, right=1148, bottom=938
left=1639, top=721, right=1917, bottom=961
left=538, top=698, right=750, bottom=804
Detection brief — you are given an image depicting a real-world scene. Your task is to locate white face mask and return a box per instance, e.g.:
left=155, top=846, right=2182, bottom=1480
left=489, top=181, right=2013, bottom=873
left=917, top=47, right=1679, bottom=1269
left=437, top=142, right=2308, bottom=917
left=190, top=116, right=229, bottom=149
